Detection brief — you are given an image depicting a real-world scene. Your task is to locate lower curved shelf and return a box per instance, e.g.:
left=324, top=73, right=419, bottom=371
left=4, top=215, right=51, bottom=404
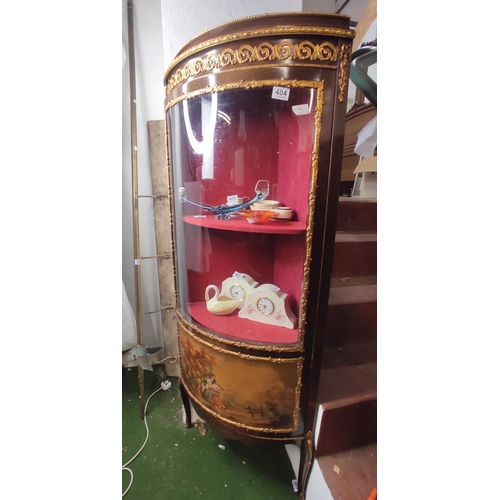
left=187, top=302, right=299, bottom=345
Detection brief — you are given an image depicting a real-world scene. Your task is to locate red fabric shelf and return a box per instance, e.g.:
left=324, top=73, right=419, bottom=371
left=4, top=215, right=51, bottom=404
left=183, top=215, right=306, bottom=234
left=187, top=302, right=299, bottom=345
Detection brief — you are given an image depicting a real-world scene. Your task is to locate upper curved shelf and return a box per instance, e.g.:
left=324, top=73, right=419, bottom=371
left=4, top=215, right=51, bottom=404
left=183, top=215, right=306, bottom=234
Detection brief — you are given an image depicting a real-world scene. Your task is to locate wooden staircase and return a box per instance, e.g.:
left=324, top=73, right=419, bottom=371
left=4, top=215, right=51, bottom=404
left=312, top=197, right=377, bottom=499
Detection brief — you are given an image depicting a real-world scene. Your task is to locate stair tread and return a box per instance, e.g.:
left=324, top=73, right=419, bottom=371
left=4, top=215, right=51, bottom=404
left=317, top=444, right=377, bottom=500
left=329, top=284, right=377, bottom=305
left=318, top=363, right=377, bottom=407
left=331, top=275, right=377, bottom=288
left=335, top=232, right=377, bottom=242
left=338, top=197, right=377, bottom=204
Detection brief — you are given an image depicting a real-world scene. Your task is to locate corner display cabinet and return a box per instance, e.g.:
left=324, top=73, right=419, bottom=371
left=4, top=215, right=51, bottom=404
left=163, top=12, right=354, bottom=498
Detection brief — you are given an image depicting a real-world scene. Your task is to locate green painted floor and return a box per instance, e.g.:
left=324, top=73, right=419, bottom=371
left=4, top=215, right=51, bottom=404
left=122, top=367, right=298, bottom=499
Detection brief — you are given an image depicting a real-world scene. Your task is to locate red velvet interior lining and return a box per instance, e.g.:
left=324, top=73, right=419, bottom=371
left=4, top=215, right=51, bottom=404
left=177, top=87, right=316, bottom=345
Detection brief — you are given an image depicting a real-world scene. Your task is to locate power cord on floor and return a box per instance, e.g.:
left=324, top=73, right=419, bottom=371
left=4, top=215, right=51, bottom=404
left=122, top=379, right=172, bottom=497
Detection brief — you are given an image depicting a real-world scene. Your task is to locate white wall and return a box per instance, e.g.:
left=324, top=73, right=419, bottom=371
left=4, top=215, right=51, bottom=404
left=302, top=0, right=337, bottom=14
left=161, top=0, right=303, bottom=68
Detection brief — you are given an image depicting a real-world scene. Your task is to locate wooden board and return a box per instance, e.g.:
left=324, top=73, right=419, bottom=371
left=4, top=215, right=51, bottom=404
left=353, top=0, right=377, bottom=51
left=341, top=103, right=377, bottom=182
left=147, top=120, right=180, bottom=377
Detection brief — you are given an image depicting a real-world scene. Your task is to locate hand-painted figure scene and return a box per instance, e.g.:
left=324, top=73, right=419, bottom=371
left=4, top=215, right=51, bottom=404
left=179, top=332, right=301, bottom=431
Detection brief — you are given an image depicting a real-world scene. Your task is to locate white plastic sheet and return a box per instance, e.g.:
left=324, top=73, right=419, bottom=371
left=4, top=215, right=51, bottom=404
left=122, top=281, right=137, bottom=351
left=354, top=116, right=377, bottom=158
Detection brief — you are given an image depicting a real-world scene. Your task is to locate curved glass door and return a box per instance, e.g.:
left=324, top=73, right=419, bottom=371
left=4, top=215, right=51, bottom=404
left=166, top=82, right=321, bottom=349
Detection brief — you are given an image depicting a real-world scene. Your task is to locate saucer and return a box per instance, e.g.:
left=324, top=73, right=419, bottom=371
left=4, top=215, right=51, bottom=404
left=271, top=216, right=293, bottom=221
left=252, top=199, right=280, bottom=208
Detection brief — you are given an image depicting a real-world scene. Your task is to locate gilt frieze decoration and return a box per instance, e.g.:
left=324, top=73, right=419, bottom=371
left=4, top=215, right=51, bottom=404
left=166, top=40, right=339, bottom=94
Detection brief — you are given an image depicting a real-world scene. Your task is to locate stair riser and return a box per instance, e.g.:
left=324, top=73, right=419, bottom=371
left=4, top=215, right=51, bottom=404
left=320, top=342, right=377, bottom=370
left=325, top=301, right=377, bottom=345
left=332, top=241, right=377, bottom=277
left=337, top=201, right=377, bottom=232
left=316, top=399, right=377, bottom=457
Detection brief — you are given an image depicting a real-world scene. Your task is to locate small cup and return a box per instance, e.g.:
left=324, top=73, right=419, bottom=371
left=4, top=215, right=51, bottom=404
left=273, top=208, right=293, bottom=219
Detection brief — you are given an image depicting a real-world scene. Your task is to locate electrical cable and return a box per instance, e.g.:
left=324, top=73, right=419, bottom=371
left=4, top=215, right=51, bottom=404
left=153, top=355, right=177, bottom=365
left=122, top=380, right=172, bottom=497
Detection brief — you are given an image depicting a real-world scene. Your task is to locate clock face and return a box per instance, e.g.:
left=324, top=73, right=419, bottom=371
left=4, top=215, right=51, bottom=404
left=230, top=284, right=246, bottom=300
left=256, top=297, right=274, bottom=315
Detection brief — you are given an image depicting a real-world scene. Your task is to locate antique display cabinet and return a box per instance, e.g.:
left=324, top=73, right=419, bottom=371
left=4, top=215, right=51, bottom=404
left=163, top=12, right=354, bottom=497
